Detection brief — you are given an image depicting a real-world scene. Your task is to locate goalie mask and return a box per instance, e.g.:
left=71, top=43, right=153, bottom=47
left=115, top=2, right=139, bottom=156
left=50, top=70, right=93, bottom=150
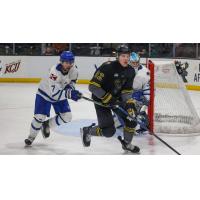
left=130, top=52, right=140, bottom=68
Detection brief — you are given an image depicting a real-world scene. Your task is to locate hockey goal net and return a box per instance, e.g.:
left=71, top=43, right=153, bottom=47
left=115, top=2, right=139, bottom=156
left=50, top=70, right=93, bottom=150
left=148, top=60, right=200, bottom=135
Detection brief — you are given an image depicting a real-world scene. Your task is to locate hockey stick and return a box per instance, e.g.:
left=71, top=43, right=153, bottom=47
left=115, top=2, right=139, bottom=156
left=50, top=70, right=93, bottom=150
left=94, top=64, right=98, bottom=70
left=81, top=96, right=111, bottom=108
left=116, top=106, right=181, bottom=155
left=81, top=95, right=181, bottom=155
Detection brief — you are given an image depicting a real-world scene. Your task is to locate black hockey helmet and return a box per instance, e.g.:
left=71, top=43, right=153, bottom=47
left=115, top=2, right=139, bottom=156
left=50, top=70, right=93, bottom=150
left=116, top=44, right=130, bottom=57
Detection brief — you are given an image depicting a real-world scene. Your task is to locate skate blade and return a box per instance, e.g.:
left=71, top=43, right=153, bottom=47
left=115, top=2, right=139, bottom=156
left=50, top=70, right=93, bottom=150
left=24, top=138, right=33, bottom=147
left=80, top=128, right=86, bottom=147
left=42, top=134, right=49, bottom=139
left=41, top=127, right=50, bottom=139
left=24, top=145, right=32, bottom=148
left=122, top=150, right=141, bottom=155
left=80, top=128, right=91, bottom=147
left=24, top=142, right=32, bottom=148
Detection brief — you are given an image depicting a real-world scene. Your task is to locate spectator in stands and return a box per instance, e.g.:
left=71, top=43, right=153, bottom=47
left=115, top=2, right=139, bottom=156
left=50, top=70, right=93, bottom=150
left=90, top=45, right=101, bottom=56
left=138, top=48, right=147, bottom=57
left=43, top=46, right=55, bottom=56
left=5, top=45, right=11, bottom=55
left=52, top=43, right=69, bottom=55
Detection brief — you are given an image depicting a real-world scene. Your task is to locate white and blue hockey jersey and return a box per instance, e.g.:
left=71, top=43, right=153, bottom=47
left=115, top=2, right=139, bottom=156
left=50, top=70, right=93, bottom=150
left=37, top=64, right=78, bottom=102
left=133, top=64, right=150, bottom=91
left=132, top=64, right=150, bottom=105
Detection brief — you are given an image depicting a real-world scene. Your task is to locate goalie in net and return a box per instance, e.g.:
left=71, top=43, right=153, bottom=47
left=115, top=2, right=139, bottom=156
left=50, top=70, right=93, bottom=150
left=115, top=56, right=200, bottom=136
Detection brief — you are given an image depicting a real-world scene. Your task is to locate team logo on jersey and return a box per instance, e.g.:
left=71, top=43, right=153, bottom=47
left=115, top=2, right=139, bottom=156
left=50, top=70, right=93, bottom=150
left=50, top=73, right=57, bottom=81
left=114, top=79, right=122, bottom=90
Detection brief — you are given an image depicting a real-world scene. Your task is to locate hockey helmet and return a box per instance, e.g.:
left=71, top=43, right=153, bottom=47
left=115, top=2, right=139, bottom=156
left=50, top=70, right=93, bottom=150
left=116, top=44, right=130, bottom=57
left=60, top=51, right=75, bottom=63
left=130, top=52, right=140, bottom=63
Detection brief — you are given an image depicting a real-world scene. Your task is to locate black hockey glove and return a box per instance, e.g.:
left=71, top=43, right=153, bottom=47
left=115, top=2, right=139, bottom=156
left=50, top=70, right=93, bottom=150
left=101, top=92, right=122, bottom=108
left=125, top=99, right=137, bottom=117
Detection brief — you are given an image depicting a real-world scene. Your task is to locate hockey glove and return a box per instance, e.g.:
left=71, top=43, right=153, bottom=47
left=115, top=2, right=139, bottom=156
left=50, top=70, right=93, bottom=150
left=101, top=92, right=115, bottom=105
left=65, top=88, right=82, bottom=101
left=101, top=92, right=122, bottom=108
left=125, top=99, right=137, bottom=117
left=132, top=90, right=144, bottom=102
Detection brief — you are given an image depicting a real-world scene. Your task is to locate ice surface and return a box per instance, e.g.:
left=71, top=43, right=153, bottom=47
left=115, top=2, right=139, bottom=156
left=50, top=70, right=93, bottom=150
left=1, top=83, right=200, bottom=155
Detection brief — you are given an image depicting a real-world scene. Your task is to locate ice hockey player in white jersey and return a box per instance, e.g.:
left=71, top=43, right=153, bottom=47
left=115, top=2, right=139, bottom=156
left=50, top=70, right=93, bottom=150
left=25, top=51, right=82, bottom=146
left=130, top=52, right=150, bottom=134
left=114, top=52, right=150, bottom=134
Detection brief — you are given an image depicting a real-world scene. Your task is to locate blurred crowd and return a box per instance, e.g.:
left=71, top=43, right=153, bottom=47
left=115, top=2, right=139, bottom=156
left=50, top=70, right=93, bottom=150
left=0, top=43, right=199, bottom=58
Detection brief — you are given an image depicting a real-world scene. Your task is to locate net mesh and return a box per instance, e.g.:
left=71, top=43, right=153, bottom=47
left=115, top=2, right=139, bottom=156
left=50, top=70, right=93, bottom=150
left=153, top=61, right=200, bottom=135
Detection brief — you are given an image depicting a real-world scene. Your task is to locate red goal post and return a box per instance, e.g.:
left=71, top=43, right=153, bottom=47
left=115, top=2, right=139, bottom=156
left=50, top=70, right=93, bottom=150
left=146, top=59, right=200, bottom=135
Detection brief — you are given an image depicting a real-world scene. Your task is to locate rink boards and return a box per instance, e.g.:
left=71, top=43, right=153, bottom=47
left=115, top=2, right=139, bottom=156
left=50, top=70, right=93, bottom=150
left=0, top=56, right=200, bottom=90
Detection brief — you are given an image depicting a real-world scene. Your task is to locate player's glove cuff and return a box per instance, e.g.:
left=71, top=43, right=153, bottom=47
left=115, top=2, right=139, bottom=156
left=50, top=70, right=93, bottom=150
left=101, top=92, right=113, bottom=104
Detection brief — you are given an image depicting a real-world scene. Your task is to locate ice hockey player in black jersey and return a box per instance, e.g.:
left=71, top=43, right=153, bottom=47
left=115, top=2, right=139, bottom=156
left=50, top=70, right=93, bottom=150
left=80, top=45, right=140, bottom=153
